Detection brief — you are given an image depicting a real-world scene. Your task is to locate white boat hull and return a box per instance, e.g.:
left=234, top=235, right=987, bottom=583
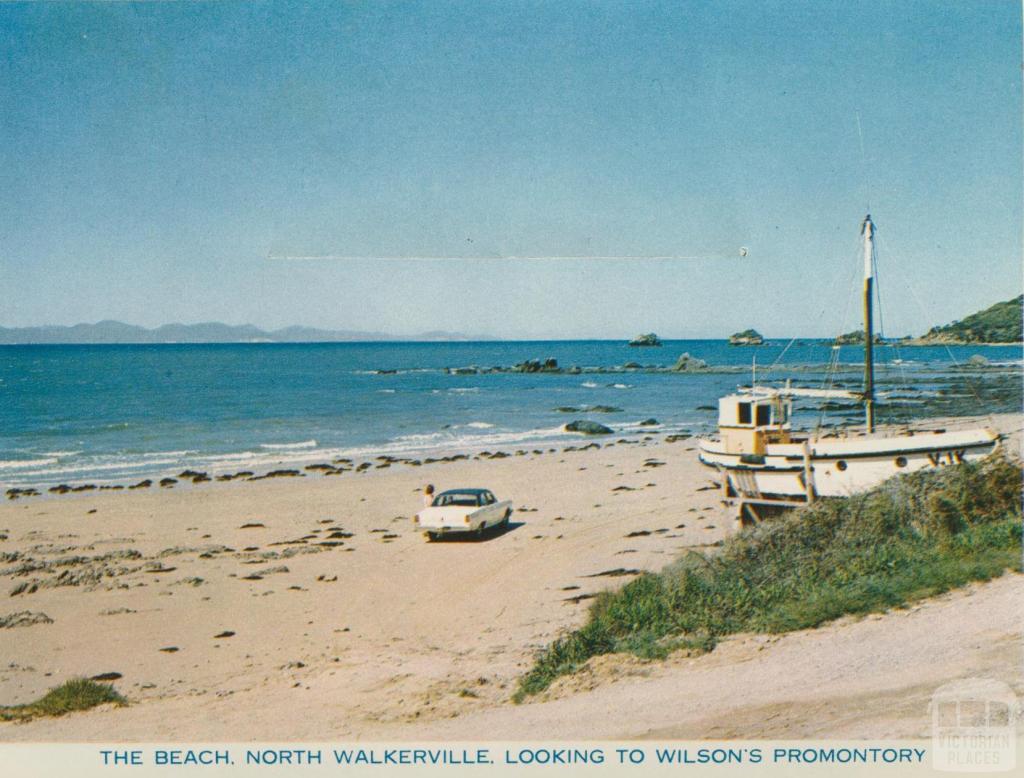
left=699, top=428, right=999, bottom=499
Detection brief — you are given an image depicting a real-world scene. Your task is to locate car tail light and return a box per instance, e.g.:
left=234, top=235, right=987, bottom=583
left=463, top=515, right=471, bottom=524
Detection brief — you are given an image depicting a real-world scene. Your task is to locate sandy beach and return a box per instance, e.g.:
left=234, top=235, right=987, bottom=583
left=1, top=414, right=1021, bottom=742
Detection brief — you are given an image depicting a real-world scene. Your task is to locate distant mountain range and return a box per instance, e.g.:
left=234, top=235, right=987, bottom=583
left=3, top=294, right=1021, bottom=344
left=0, top=321, right=497, bottom=344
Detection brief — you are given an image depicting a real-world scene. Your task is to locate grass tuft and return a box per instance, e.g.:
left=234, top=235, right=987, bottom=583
left=0, top=678, right=127, bottom=722
left=514, top=455, right=1022, bottom=701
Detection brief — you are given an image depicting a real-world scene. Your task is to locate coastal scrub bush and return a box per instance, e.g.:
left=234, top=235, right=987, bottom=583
left=0, top=678, right=126, bottom=722
left=515, top=455, right=1022, bottom=700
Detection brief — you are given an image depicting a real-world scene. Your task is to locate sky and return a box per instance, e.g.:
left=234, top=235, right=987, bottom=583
left=1, top=0, right=1021, bottom=339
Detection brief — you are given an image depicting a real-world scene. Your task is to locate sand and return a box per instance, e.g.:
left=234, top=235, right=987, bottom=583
left=0, top=414, right=1020, bottom=741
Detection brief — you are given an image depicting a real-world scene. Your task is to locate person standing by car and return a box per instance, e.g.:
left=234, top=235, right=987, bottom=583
left=422, top=484, right=435, bottom=507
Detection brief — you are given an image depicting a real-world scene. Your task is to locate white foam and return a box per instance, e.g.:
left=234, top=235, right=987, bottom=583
left=0, top=457, right=58, bottom=470
left=258, top=440, right=317, bottom=450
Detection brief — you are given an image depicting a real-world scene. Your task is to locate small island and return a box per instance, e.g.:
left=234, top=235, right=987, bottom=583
left=728, top=329, right=764, bottom=346
left=834, top=330, right=885, bottom=345
left=628, top=333, right=663, bottom=347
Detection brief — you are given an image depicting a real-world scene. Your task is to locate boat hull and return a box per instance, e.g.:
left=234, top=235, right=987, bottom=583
left=699, top=429, right=999, bottom=499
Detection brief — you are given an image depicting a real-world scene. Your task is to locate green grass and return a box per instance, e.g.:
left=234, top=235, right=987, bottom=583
left=0, top=678, right=127, bottom=722
left=514, top=456, right=1022, bottom=701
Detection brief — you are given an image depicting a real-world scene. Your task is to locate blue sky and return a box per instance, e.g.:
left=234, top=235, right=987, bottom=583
left=1, top=1, right=1020, bottom=338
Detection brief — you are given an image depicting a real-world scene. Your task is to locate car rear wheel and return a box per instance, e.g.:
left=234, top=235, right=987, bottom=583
left=499, top=510, right=511, bottom=529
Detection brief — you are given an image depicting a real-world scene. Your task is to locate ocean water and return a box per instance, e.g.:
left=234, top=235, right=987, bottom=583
left=1, top=340, right=1020, bottom=489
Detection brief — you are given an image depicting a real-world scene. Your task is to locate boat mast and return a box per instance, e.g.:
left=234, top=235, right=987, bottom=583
left=861, top=214, right=875, bottom=432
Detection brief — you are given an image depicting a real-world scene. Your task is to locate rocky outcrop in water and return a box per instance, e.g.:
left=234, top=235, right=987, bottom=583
left=729, top=329, right=764, bottom=346
left=835, top=329, right=884, bottom=345
left=628, top=333, right=662, bottom=347
left=671, top=353, right=709, bottom=372
left=514, top=358, right=560, bottom=373
left=436, top=358, right=736, bottom=376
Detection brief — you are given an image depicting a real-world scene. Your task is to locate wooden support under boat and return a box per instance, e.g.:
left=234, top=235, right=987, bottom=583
left=802, top=440, right=816, bottom=503
left=735, top=495, right=811, bottom=529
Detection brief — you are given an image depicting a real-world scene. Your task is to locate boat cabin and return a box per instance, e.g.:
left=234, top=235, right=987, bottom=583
left=716, top=394, right=792, bottom=455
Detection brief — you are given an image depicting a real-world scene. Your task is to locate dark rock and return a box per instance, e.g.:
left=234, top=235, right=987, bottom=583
left=639, top=418, right=659, bottom=426
left=514, top=357, right=559, bottom=373
left=564, top=420, right=613, bottom=435
left=672, top=352, right=709, bottom=372
left=563, top=592, right=598, bottom=603
left=90, top=672, right=122, bottom=681
left=583, top=568, right=641, bottom=578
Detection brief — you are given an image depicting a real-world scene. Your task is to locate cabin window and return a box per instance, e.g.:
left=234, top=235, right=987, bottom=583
left=895, top=456, right=908, bottom=468
left=836, top=460, right=848, bottom=471
left=756, top=404, right=771, bottom=426
left=737, top=402, right=752, bottom=424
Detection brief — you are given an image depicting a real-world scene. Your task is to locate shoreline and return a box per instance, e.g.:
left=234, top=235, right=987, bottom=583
left=4, top=408, right=1016, bottom=501
left=0, top=411, right=1020, bottom=741
left=3, top=343, right=1020, bottom=494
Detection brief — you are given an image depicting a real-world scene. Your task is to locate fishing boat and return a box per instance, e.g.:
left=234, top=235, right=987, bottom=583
left=698, top=215, right=999, bottom=518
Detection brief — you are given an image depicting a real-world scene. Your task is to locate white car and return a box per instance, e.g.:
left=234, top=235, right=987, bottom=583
left=415, top=488, right=513, bottom=541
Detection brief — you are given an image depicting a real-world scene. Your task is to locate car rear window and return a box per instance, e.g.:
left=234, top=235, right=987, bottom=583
left=432, top=493, right=481, bottom=507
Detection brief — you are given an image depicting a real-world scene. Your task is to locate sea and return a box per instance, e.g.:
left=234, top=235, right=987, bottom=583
left=1, top=340, right=1021, bottom=489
